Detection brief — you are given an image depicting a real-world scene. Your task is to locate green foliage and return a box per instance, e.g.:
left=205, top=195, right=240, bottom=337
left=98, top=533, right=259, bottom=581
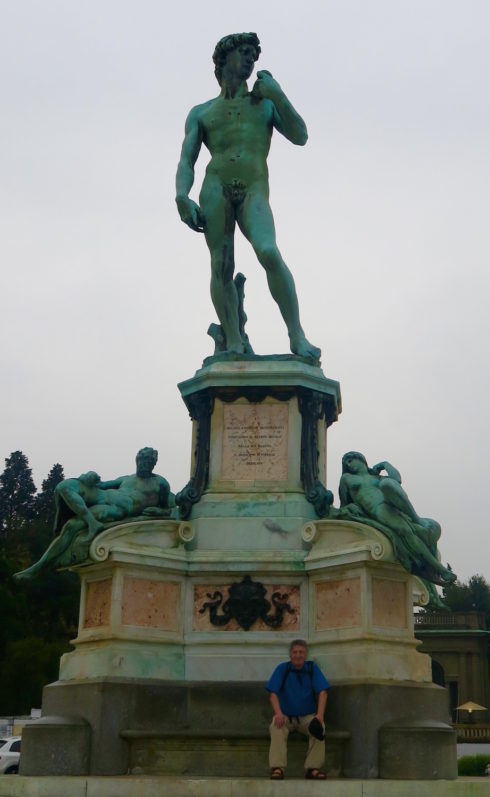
left=0, top=452, right=78, bottom=715
left=0, top=451, right=36, bottom=547
left=442, top=574, right=490, bottom=628
left=458, top=754, right=490, bottom=776
left=0, top=637, right=71, bottom=715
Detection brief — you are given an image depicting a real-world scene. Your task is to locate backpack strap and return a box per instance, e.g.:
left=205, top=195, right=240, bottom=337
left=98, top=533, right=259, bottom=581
left=279, top=660, right=315, bottom=692
left=279, top=661, right=292, bottom=692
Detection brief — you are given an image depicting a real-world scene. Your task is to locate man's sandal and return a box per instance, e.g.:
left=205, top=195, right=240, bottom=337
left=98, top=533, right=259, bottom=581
left=305, top=768, right=326, bottom=779
left=270, top=767, right=284, bottom=779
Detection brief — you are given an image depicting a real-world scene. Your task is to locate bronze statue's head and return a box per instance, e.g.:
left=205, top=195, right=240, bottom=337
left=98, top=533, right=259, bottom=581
left=212, top=32, right=261, bottom=85
left=136, top=447, right=158, bottom=477
left=341, top=451, right=368, bottom=474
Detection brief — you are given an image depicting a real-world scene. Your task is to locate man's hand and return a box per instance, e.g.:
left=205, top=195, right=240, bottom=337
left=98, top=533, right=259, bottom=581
left=273, top=712, right=287, bottom=728
left=176, top=195, right=205, bottom=233
left=252, top=70, right=283, bottom=101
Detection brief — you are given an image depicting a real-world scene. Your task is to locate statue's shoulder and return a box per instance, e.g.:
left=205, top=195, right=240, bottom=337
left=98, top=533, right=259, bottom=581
left=154, top=473, right=170, bottom=487
left=188, top=97, right=218, bottom=119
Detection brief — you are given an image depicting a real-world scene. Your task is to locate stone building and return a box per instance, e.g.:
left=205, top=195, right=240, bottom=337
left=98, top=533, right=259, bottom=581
left=415, top=611, right=490, bottom=724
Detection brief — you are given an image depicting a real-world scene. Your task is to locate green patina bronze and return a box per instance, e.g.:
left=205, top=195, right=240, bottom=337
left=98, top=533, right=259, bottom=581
left=15, top=447, right=174, bottom=579
left=334, top=452, right=456, bottom=593
left=176, top=32, right=320, bottom=361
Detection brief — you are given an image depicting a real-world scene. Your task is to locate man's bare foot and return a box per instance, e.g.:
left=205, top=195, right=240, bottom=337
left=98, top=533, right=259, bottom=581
left=289, top=334, right=321, bottom=361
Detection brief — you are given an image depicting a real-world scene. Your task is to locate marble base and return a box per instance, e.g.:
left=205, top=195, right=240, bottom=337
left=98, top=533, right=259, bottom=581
left=21, top=678, right=454, bottom=779
left=3, top=777, right=485, bottom=797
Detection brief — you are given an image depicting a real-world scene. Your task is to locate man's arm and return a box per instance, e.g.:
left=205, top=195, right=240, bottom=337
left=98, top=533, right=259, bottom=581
left=252, top=71, right=308, bottom=146
left=315, top=690, right=327, bottom=723
left=269, top=692, right=286, bottom=728
left=175, top=107, right=205, bottom=232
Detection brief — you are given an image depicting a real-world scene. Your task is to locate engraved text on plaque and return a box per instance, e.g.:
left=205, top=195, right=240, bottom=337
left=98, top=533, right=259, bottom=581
left=221, top=403, right=289, bottom=481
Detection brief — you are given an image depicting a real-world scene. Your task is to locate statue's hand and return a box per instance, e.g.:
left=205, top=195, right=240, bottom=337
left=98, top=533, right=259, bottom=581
left=252, top=70, right=282, bottom=100
left=142, top=506, right=171, bottom=518
left=176, top=196, right=205, bottom=233
left=342, top=503, right=363, bottom=518
left=371, top=462, right=386, bottom=475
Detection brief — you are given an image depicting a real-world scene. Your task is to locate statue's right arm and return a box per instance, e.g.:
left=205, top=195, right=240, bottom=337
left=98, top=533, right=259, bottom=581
left=339, top=477, right=350, bottom=507
left=98, top=477, right=124, bottom=490
left=175, top=107, right=205, bottom=233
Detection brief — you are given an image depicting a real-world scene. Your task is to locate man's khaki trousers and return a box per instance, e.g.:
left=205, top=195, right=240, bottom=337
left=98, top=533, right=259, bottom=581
left=269, top=714, right=325, bottom=771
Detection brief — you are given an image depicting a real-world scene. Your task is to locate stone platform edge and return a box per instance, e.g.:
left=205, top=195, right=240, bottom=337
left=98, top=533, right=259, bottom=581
left=1, top=777, right=488, bottom=797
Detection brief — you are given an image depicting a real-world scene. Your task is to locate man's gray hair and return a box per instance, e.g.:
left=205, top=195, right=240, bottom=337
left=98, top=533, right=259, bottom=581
left=289, top=638, right=308, bottom=652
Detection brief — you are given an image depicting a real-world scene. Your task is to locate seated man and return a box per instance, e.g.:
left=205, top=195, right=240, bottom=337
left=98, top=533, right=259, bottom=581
left=266, top=638, right=330, bottom=780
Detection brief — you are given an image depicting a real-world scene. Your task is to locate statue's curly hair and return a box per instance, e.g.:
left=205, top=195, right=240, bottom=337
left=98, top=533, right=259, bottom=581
left=136, top=447, right=158, bottom=465
left=212, top=32, right=261, bottom=85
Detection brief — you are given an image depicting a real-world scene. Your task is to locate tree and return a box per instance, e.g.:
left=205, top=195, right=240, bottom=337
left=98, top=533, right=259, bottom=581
left=0, top=455, right=79, bottom=715
left=0, top=451, right=36, bottom=545
left=34, top=463, right=64, bottom=528
left=27, top=463, right=65, bottom=561
left=442, top=574, right=490, bottom=628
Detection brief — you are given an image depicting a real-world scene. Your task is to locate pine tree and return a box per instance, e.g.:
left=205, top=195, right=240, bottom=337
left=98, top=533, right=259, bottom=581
left=25, top=463, right=65, bottom=562
left=0, top=451, right=36, bottom=544
left=34, top=463, right=64, bottom=529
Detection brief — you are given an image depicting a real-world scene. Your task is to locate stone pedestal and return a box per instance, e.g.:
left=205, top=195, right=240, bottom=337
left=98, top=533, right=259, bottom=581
left=21, top=359, right=457, bottom=780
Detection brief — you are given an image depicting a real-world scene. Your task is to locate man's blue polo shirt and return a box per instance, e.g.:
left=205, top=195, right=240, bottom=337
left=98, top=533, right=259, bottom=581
left=266, top=661, right=330, bottom=716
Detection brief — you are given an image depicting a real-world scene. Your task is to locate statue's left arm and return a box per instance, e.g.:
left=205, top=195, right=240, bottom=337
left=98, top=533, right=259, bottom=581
left=253, top=70, right=308, bottom=145
left=142, top=478, right=174, bottom=517
left=371, top=461, right=402, bottom=483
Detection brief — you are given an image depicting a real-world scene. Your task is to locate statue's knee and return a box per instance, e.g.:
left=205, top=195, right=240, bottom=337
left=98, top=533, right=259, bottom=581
left=55, top=482, right=69, bottom=500
left=211, top=254, right=234, bottom=283
left=256, top=243, right=279, bottom=269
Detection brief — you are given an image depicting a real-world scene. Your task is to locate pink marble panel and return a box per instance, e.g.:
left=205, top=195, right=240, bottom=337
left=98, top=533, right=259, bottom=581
left=84, top=579, right=111, bottom=628
left=315, top=578, right=361, bottom=630
left=372, top=578, right=407, bottom=628
left=122, top=577, right=180, bottom=631
left=193, top=583, right=300, bottom=632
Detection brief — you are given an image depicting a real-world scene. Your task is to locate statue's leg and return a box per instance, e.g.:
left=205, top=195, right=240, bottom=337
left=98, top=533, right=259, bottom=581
left=199, top=176, right=244, bottom=353
left=378, top=504, right=453, bottom=583
left=237, top=189, right=320, bottom=360
left=55, top=484, right=103, bottom=537
left=380, top=478, right=421, bottom=523
left=14, top=519, right=85, bottom=579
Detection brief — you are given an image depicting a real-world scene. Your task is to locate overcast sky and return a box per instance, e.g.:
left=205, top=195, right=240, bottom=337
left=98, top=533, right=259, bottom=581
left=1, top=1, right=489, bottom=582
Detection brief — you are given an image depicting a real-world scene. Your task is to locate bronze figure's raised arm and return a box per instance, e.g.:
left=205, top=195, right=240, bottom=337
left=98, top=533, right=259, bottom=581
left=176, top=32, right=320, bottom=361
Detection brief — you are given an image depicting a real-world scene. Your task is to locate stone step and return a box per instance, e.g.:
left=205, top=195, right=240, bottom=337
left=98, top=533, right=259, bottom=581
left=121, top=729, right=350, bottom=778
left=0, top=776, right=487, bottom=797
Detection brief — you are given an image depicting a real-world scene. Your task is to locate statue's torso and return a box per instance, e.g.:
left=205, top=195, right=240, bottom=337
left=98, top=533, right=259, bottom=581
left=115, top=474, right=163, bottom=513
left=342, top=473, right=384, bottom=516
left=199, top=95, right=274, bottom=185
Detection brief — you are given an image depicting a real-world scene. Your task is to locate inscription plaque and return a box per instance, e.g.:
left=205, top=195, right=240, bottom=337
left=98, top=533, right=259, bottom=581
left=221, top=403, right=288, bottom=481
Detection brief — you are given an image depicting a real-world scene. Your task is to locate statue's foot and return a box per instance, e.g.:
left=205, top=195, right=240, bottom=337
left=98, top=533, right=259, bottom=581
left=290, top=334, right=321, bottom=361
left=87, top=519, right=104, bottom=537
left=14, top=563, right=40, bottom=581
